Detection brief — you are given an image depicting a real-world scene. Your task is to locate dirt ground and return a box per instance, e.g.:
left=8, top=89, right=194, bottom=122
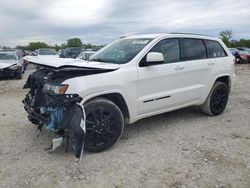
left=0, top=65, right=249, bottom=188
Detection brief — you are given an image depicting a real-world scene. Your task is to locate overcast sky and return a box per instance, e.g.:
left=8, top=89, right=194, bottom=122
left=1, top=0, right=250, bottom=47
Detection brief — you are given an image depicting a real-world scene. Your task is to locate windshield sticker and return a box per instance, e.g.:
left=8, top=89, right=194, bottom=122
left=131, top=40, right=149, bottom=45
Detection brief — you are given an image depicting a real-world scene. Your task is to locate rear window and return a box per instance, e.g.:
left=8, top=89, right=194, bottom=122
left=181, top=39, right=207, bottom=61
left=204, top=40, right=227, bottom=58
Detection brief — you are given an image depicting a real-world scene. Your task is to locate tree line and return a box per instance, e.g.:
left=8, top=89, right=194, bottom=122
left=1, top=31, right=250, bottom=51
left=219, top=30, right=250, bottom=48
left=15, top=38, right=104, bottom=51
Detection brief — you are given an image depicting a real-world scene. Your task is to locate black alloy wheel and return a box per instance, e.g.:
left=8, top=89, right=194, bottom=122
left=209, top=83, right=229, bottom=115
left=201, top=82, right=229, bottom=116
left=84, top=98, right=124, bottom=152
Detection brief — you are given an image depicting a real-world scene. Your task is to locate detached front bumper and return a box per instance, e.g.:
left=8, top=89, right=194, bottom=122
left=23, top=95, right=49, bottom=125
left=0, top=67, right=21, bottom=78
left=22, top=92, right=82, bottom=128
left=22, top=68, right=87, bottom=158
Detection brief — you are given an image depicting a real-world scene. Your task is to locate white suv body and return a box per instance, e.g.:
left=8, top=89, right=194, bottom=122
left=23, top=33, right=234, bottom=157
left=64, top=34, right=234, bottom=123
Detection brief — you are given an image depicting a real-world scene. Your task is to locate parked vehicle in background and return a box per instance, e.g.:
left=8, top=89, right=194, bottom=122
left=228, top=48, right=238, bottom=56
left=65, top=47, right=82, bottom=58
left=237, top=50, right=250, bottom=63
left=58, top=49, right=67, bottom=58
left=36, top=48, right=58, bottom=57
left=23, top=33, right=234, bottom=158
left=0, top=50, right=25, bottom=79
left=15, top=49, right=28, bottom=71
left=236, top=47, right=250, bottom=53
left=25, top=50, right=30, bottom=56
left=77, top=50, right=95, bottom=60
left=229, top=48, right=241, bottom=64
left=30, top=51, right=37, bottom=56
left=92, top=46, right=103, bottom=52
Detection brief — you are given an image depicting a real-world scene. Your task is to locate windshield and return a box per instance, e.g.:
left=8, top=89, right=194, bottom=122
left=0, top=52, right=16, bottom=60
left=38, top=49, right=57, bottom=55
left=90, top=38, right=152, bottom=64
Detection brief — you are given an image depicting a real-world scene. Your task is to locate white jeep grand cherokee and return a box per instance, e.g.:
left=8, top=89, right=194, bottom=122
left=23, top=33, right=234, bottom=157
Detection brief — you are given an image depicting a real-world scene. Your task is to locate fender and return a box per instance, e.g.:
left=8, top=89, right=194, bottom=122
left=79, top=89, right=134, bottom=122
left=202, top=73, right=232, bottom=103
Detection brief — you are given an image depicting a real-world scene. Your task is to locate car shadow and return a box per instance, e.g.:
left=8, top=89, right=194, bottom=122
left=121, top=106, right=205, bottom=140
left=0, top=77, right=19, bottom=81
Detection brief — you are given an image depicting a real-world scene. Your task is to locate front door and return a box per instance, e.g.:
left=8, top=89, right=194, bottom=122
left=137, top=38, right=189, bottom=115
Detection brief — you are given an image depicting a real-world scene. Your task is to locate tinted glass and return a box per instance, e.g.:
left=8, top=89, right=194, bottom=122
left=150, top=38, right=180, bottom=63
left=70, top=48, right=81, bottom=54
left=204, top=40, right=226, bottom=58
left=38, top=49, right=57, bottom=55
left=90, top=38, right=152, bottom=64
left=181, top=39, right=207, bottom=61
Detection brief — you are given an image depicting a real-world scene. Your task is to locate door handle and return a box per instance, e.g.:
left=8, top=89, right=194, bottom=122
left=207, top=62, right=215, bottom=66
left=175, top=65, right=184, bottom=70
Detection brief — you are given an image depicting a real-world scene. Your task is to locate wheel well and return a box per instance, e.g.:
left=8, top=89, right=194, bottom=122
left=86, top=93, right=130, bottom=125
left=215, top=76, right=231, bottom=91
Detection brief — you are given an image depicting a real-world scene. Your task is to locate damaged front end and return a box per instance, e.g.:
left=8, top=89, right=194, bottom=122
left=22, top=68, right=89, bottom=158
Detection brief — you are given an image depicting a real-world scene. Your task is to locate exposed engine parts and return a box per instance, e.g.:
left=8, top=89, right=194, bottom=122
left=22, top=68, right=90, bottom=158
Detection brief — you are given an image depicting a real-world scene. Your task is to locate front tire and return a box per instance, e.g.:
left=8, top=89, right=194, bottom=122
left=201, top=82, right=229, bottom=116
left=84, top=98, right=124, bottom=152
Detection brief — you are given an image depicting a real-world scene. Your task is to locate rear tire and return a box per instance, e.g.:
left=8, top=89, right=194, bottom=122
left=84, top=98, right=124, bottom=152
left=200, top=82, right=229, bottom=116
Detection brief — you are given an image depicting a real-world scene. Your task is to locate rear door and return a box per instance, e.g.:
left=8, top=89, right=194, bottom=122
left=203, top=39, right=228, bottom=69
left=179, top=38, right=213, bottom=101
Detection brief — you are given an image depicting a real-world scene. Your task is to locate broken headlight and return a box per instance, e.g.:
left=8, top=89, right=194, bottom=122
left=43, top=83, right=68, bottom=95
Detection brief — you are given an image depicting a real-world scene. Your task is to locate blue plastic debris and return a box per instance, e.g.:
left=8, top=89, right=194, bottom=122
left=42, top=107, right=64, bottom=131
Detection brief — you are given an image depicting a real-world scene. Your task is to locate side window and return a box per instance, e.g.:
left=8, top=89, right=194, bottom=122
left=150, top=38, right=180, bottom=64
left=181, top=38, right=207, bottom=61
left=204, top=40, right=227, bottom=58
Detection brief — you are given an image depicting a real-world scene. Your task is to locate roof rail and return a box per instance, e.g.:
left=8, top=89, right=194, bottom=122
left=170, top=32, right=214, bottom=37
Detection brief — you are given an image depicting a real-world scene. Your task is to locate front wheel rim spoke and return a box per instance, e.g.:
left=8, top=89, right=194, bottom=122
left=100, top=132, right=109, bottom=142
left=103, top=128, right=115, bottom=135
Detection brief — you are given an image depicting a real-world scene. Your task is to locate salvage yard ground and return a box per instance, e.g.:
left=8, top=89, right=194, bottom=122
left=0, top=65, right=250, bottom=188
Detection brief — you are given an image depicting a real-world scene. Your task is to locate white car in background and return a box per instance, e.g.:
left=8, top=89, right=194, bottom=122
left=0, top=50, right=25, bottom=79
left=77, top=50, right=95, bottom=60
left=23, top=33, right=234, bottom=158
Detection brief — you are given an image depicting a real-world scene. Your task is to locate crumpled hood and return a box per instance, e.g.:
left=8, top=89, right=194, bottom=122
left=24, top=56, right=120, bottom=70
left=0, top=60, right=17, bottom=69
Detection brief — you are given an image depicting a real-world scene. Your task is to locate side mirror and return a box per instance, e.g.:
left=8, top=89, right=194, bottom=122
left=146, top=52, right=164, bottom=65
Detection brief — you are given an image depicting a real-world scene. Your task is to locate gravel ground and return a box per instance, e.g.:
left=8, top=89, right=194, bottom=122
left=0, top=65, right=250, bottom=188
